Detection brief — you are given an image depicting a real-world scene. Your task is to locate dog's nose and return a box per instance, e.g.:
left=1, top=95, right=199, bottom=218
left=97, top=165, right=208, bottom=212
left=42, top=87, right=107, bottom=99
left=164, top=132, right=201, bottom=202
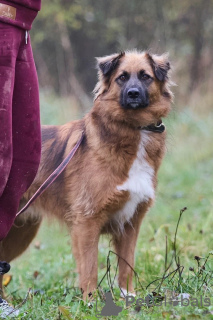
left=127, top=88, right=140, bottom=99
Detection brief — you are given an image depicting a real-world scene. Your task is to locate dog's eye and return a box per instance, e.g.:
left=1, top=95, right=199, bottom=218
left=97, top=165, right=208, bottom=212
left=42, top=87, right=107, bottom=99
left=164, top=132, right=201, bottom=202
left=119, top=74, right=128, bottom=81
left=141, top=73, right=151, bottom=80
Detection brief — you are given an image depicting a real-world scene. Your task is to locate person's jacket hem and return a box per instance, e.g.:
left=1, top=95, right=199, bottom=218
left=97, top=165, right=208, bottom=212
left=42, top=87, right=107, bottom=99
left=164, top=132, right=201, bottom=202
left=0, top=0, right=41, bottom=30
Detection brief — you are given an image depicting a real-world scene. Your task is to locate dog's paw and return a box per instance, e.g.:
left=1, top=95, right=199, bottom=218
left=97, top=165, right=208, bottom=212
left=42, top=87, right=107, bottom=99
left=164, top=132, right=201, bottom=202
left=120, top=288, right=136, bottom=298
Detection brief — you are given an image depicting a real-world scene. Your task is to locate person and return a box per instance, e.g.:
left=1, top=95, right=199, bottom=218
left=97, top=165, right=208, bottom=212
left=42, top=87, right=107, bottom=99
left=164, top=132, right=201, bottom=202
left=0, top=0, right=42, bottom=317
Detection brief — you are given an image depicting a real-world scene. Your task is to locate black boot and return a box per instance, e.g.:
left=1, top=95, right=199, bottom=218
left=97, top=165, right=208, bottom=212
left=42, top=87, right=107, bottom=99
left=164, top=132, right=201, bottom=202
left=0, top=261, right=20, bottom=318
left=0, top=261, right=10, bottom=275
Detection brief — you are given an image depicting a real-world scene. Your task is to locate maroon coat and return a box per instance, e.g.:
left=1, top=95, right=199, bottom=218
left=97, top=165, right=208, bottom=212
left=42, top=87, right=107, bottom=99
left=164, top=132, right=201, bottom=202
left=0, top=0, right=42, bottom=240
left=0, top=0, right=41, bottom=29
left=7, top=0, right=41, bottom=11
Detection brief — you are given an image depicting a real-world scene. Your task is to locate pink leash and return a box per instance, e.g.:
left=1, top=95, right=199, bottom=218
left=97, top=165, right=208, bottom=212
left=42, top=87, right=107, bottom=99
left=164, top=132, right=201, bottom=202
left=16, top=131, right=85, bottom=217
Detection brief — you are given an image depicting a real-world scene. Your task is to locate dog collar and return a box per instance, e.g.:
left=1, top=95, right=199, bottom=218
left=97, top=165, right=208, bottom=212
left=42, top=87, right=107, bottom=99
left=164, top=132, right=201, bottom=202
left=138, top=120, right=165, bottom=133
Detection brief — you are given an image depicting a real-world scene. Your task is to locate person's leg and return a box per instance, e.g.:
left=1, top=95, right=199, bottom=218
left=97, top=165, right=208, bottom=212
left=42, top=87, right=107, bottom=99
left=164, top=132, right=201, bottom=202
left=0, top=23, right=21, bottom=197
left=0, top=23, right=23, bottom=317
left=0, top=31, right=41, bottom=240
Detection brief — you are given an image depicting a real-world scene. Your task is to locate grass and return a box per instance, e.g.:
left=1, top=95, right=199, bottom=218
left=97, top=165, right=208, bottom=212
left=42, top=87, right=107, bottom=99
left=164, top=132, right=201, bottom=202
left=2, top=92, right=213, bottom=319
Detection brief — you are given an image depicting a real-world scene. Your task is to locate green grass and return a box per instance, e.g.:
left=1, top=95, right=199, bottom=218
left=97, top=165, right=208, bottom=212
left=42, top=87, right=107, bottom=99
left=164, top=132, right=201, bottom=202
left=2, top=93, right=213, bottom=319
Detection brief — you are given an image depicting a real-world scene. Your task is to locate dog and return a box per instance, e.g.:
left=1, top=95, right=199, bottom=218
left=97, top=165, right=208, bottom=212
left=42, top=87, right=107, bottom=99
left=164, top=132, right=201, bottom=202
left=0, top=50, right=173, bottom=300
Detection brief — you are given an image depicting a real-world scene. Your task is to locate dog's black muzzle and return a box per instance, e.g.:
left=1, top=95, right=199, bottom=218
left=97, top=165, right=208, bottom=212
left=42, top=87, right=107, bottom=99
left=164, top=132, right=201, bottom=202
left=0, top=261, right=10, bottom=275
left=122, top=86, right=149, bottom=109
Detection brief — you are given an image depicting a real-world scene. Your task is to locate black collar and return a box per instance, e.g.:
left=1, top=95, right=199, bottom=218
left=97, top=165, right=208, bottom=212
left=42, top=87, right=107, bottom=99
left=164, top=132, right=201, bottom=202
left=138, top=120, right=165, bottom=133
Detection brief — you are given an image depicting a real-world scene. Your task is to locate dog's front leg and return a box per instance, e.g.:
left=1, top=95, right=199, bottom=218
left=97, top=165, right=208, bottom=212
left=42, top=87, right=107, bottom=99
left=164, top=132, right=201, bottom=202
left=71, top=218, right=102, bottom=300
left=113, top=201, right=152, bottom=296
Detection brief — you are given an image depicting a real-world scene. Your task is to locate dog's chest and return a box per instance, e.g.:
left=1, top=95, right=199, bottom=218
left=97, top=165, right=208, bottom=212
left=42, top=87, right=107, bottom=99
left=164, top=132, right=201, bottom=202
left=114, top=133, right=154, bottom=228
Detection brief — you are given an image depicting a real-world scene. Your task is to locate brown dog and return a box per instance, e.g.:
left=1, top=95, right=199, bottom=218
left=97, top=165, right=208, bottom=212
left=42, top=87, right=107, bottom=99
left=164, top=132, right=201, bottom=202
left=0, top=50, right=173, bottom=299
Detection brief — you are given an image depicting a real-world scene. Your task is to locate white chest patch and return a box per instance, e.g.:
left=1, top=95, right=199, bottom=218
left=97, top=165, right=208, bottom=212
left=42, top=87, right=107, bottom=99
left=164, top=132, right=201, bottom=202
left=114, top=132, right=154, bottom=230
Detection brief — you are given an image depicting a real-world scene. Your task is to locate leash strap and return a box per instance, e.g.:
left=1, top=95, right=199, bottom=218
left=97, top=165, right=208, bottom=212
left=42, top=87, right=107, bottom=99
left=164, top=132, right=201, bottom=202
left=16, top=131, right=84, bottom=217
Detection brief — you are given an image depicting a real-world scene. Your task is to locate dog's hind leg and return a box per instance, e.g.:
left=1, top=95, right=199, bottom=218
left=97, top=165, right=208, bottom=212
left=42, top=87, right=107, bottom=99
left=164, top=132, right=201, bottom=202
left=112, top=201, right=151, bottom=297
left=0, top=211, right=42, bottom=296
left=0, top=212, right=42, bottom=262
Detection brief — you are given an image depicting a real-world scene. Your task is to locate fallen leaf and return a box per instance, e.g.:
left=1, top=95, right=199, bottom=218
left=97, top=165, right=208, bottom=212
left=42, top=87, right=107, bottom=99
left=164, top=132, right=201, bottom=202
left=33, top=271, right=40, bottom=279
left=58, top=306, right=73, bottom=320
left=3, top=274, right=12, bottom=287
left=162, top=311, right=172, bottom=318
left=187, top=315, right=201, bottom=319
left=34, top=241, right=41, bottom=249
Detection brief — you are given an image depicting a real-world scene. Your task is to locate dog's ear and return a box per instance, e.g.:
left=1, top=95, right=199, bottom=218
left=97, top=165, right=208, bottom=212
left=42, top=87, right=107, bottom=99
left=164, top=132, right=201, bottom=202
left=93, top=52, right=125, bottom=100
left=147, top=53, right=170, bottom=81
left=96, top=52, right=125, bottom=77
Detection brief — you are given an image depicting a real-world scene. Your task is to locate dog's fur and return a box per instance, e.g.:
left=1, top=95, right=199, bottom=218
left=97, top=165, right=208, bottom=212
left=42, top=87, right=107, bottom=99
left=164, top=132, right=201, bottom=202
left=0, top=50, right=173, bottom=299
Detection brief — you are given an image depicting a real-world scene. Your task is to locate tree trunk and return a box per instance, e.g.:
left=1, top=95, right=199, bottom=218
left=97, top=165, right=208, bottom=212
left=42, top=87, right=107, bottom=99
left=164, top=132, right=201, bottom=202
left=189, top=0, right=209, bottom=90
left=34, top=49, right=53, bottom=90
left=57, top=21, right=92, bottom=113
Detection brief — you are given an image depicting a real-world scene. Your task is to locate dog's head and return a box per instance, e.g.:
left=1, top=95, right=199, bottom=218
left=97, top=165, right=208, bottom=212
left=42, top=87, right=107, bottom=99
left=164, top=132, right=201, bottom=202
left=93, top=50, right=173, bottom=128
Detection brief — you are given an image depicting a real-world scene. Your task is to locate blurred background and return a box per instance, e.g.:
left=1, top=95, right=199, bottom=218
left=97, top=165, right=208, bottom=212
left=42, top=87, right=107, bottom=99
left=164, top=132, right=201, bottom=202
left=31, top=0, right=213, bottom=122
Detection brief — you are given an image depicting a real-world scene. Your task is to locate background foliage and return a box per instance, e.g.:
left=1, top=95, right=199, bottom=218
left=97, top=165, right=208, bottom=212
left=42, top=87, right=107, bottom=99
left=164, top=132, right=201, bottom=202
left=31, top=0, right=213, bottom=111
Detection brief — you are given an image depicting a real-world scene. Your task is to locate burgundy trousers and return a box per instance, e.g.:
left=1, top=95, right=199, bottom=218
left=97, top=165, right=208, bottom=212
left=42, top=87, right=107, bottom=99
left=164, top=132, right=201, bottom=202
left=0, top=22, right=41, bottom=240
